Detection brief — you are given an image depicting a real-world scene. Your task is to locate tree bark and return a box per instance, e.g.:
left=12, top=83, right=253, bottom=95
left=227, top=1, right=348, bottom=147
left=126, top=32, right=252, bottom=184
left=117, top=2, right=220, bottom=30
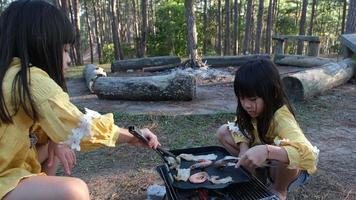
left=83, top=64, right=107, bottom=93
left=132, top=0, right=140, bottom=57
left=72, top=0, right=83, bottom=65
left=242, top=0, right=253, bottom=54
left=233, top=0, right=239, bottom=55
left=185, top=0, right=199, bottom=65
left=92, top=0, right=102, bottom=64
left=60, top=0, right=69, bottom=15
left=224, top=0, right=231, bottom=55
left=297, top=0, right=308, bottom=54
left=111, top=56, right=181, bottom=71
left=265, top=0, right=273, bottom=54
left=93, top=72, right=196, bottom=101
left=110, top=0, right=123, bottom=60
left=341, top=0, right=347, bottom=34
left=217, top=0, right=222, bottom=55
left=202, top=54, right=270, bottom=68
left=203, top=0, right=208, bottom=55
left=139, top=0, right=148, bottom=57
left=308, top=0, right=317, bottom=35
left=254, top=0, right=264, bottom=53
left=282, top=59, right=355, bottom=101
left=346, top=0, right=356, bottom=33
left=84, top=0, right=94, bottom=63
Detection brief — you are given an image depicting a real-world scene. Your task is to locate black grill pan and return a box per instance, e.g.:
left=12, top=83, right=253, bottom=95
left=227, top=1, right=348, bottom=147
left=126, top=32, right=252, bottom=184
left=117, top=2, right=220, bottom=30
left=165, top=146, right=251, bottom=190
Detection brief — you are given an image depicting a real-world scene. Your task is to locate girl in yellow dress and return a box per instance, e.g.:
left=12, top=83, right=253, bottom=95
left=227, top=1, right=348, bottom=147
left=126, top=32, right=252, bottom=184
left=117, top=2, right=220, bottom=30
left=217, top=58, right=319, bottom=200
left=0, top=1, right=160, bottom=199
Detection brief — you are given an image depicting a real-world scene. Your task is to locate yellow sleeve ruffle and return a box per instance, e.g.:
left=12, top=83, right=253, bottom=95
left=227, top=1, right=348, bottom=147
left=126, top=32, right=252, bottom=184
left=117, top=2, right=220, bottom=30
left=30, top=68, right=120, bottom=151
left=272, top=106, right=319, bottom=174
left=227, top=122, right=249, bottom=144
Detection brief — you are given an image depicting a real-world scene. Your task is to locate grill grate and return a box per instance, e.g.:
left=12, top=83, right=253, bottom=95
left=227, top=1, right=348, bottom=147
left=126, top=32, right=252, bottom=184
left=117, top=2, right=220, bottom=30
left=156, top=165, right=279, bottom=200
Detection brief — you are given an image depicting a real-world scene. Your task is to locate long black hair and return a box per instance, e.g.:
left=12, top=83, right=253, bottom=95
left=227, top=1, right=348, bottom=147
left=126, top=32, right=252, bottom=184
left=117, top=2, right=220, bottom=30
left=234, top=58, right=294, bottom=144
left=0, top=0, right=75, bottom=124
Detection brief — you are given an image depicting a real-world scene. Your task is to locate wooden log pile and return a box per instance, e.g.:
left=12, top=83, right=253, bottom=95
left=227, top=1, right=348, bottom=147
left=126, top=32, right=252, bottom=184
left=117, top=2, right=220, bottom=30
left=93, top=71, right=196, bottom=101
left=111, top=56, right=181, bottom=72
left=201, top=54, right=270, bottom=68
left=282, top=59, right=355, bottom=101
left=274, top=55, right=335, bottom=68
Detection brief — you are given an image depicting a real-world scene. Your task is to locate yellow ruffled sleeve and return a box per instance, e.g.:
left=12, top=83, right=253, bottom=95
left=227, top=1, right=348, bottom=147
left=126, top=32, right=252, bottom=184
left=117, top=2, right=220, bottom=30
left=29, top=67, right=120, bottom=151
left=272, top=106, right=319, bottom=174
left=227, top=122, right=250, bottom=144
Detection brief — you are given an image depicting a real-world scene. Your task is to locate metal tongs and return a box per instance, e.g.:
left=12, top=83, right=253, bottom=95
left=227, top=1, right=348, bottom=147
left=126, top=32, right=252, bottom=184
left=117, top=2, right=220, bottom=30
left=128, top=126, right=179, bottom=163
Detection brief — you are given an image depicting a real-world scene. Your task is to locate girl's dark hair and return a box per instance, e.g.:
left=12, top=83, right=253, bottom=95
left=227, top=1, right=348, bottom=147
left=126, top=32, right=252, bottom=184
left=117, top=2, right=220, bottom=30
left=234, top=58, right=294, bottom=144
left=0, top=0, right=75, bottom=124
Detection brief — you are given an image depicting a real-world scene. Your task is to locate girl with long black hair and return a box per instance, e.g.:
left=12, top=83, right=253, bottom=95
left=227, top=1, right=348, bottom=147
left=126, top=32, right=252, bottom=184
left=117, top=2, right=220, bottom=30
left=0, top=1, right=160, bottom=199
left=217, top=58, right=319, bottom=199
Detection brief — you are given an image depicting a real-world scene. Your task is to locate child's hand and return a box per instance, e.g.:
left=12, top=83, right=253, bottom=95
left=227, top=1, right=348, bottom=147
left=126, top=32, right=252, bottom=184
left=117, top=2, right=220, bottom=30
left=47, top=141, right=76, bottom=175
left=129, top=128, right=161, bottom=149
left=236, top=145, right=268, bottom=170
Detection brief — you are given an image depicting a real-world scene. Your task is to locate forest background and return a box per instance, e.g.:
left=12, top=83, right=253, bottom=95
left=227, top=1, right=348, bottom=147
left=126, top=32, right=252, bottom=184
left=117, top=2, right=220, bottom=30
left=0, top=0, right=354, bottom=65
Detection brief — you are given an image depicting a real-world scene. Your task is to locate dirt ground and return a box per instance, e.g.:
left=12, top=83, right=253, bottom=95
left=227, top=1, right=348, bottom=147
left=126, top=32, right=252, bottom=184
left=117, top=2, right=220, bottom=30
left=64, top=74, right=356, bottom=200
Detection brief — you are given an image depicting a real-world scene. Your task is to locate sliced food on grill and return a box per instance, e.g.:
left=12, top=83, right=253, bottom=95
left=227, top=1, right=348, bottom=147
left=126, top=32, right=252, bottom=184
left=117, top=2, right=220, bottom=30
left=209, top=176, right=233, bottom=184
left=189, top=172, right=209, bottom=184
left=174, top=168, right=191, bottom=182
left=189, top=159, right=213, bottom=170
left=214, top=156, right=239, bottom=168
left=166, top=156, right=181, bottom=170
left=178, top=153, right=218, bottom=161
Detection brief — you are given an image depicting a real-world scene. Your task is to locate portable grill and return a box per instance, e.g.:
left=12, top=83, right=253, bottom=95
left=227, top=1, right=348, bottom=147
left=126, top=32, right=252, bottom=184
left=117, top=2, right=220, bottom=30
left=155, top=146, right=279, bottom=200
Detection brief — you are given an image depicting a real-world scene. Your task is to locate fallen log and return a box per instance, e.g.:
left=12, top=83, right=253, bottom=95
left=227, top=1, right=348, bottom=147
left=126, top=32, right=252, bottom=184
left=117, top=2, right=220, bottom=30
left=83, top=64, right=107, bottom=93
left=111, top=56, right=181, bottom=72
left=282, top=59, right=355, bottom=101
left=201, top=54, right=270, bottom=68
left=274, top=55, right=335, bottom=68
left=142, top=63, right=178, bottom=72
left=93, top=72, right=196, bottom=101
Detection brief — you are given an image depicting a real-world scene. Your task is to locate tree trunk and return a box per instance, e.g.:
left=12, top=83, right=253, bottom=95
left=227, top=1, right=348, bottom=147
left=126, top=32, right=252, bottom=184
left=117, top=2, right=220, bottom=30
left=110, top=0, right=123, bottom=60
left=265, top=0, right=273, bottom=54
left=217, top=0, right=222, bottom=55
left=132, top=0, right=140, bottom=57
left=72, top=0, right=83, bottom=65
left=346, top=0, right=356, bottom=33
left=224, top=0, right=231, bottom=55
left=308, top=0, right=317, bottom=35
left=83, top=64, right=107, bottom=93
left=139, top=0, right=148, bottom=57
left=283, top=59, right=355, bottom=101
left=203, top=0, right=208, bottom=55
left=93, top=72, right=196, bottom=101
left=185, top=0, right=199, bottom=65
left=111, top=56, right=181, bottom=71
left=84, top=0, right=94, bottom=63
left=92, top=0, right=102, bottom=64
left=297, top=0, right=308, bottom=54
left=60, top=0, right=69, bottom=15
left=242, top=0, right=253, bottom=54
left=233, top=0, right=239, bottom=55
left=254, top=0, right=264, bottom=53
left=341, top=0, right=347, bottom=34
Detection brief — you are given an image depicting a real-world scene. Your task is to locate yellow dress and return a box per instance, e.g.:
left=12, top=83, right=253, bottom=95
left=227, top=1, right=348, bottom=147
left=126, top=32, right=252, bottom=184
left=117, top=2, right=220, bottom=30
left=227, top=105, right=319, bottom=174
left=0, top=58, right=120, bottom=198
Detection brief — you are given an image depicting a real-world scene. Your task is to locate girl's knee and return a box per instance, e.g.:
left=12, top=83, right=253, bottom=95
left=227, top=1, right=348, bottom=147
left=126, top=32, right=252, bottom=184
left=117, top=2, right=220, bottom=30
left=62, top=178, right=90, bottom=200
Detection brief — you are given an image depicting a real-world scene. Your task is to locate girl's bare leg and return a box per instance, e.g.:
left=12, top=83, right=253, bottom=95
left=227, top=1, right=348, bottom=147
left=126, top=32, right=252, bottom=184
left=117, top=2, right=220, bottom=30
left=36, top=143, right=60, bottom=175
left=269, top=162, right=299, bottom=200
left=216, top=124, right=240, bottom=156
left=3, top=176, right=90, bottom=200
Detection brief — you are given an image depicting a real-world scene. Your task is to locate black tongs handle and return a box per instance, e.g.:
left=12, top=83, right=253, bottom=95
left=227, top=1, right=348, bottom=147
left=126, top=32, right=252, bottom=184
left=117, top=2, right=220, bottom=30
left=128, top=126, right=177, bottom=159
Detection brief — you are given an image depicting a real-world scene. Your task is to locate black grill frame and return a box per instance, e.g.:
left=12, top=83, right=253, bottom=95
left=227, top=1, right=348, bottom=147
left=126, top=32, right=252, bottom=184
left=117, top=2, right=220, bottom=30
left=156, top=164, right=279, bottom=200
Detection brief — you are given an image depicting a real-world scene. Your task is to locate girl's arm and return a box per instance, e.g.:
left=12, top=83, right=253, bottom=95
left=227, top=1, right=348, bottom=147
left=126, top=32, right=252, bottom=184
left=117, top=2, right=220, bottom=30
left=266, top=144, right=289, bottom=163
